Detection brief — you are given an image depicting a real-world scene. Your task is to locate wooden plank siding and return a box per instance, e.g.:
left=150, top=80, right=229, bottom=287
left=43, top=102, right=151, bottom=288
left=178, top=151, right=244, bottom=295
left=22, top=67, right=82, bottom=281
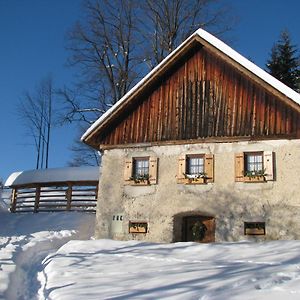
left=97, top=46, right=300, bottom=147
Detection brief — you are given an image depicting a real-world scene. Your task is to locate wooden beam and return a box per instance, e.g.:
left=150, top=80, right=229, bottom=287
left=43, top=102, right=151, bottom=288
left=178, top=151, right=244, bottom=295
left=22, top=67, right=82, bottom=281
left=66, top=183, right=72, bottom=211
left=10, top=188, right=17, bottom=213
left=99, top=134, right=298, bottom=150
left=34, top=187, right=41, bottom=213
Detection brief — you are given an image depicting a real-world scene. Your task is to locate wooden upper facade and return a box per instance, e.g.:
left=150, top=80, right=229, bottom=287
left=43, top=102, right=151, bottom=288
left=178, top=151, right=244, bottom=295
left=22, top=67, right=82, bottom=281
left=83, top=30, right=300, bottom=150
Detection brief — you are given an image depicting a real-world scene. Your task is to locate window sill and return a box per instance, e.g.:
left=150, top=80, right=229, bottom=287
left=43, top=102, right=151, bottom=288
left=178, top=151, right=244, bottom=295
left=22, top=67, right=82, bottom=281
left=129, top=227, right=147, bottom=233
left=243, top=175, right=266, bottom=183
left=184, top=178, right=207, bottom=184
left=126, top=180, right=151, bottom=186
left=245, top=228, right=265, bottom=235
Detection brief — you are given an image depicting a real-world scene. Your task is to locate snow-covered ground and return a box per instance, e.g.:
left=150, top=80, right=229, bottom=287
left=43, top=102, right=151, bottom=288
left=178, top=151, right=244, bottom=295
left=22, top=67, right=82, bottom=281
left=40, top=240, right=300, bottom=300
left=1, top=194, right=300, bottom=300
left=0, top=197, right=95, bottom=300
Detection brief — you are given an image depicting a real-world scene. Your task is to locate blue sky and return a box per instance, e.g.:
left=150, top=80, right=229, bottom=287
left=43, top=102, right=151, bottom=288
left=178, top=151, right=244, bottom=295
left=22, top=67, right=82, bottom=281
left=0, top=0, right=300, bottom=181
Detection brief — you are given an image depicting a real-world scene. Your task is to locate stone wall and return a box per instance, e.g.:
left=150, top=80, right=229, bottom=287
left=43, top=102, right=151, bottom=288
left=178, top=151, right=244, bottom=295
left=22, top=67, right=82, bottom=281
left=95, top=139, right=300, bottom=242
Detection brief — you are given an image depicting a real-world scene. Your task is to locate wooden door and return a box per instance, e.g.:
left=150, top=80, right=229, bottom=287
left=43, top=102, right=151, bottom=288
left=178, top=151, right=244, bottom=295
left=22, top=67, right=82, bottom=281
left=183, top=216, right=215, bottom=243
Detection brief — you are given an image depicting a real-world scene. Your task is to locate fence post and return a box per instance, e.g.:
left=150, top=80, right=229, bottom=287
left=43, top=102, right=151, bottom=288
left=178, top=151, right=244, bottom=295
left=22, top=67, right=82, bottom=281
left=10, top=188, right=17, bottom=213
left=95, top=184, right=99, bottom=200
left=34, top=186, right=41, bottom=213
left=66, top=183, right=72, bottom=211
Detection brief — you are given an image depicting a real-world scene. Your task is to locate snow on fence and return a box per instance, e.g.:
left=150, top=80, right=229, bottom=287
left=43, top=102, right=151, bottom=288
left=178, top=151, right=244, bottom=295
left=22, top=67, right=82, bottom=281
left=5, top=167, right=99, bottom=213
left=0, top=187, right=12, bottom=210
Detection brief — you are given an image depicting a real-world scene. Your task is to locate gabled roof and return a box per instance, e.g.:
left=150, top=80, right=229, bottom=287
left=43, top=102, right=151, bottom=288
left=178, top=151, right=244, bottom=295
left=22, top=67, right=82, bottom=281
left=82, top=28, right=300, bottom=145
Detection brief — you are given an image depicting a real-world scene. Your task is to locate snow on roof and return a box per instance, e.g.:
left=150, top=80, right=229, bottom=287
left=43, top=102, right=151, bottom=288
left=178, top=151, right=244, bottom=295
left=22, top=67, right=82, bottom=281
left=5, top=166, right=99, bottom=187
left=81, top=28, right=300, bottom=142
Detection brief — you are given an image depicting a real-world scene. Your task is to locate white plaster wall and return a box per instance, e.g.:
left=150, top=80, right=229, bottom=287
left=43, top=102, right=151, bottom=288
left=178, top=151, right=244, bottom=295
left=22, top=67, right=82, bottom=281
left=96, top=139, right=300, bottom=242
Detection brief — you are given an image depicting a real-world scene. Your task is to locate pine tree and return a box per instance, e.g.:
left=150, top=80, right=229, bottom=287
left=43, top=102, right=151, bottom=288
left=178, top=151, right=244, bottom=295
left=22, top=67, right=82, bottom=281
left=266, top=30, right=300, bottom=92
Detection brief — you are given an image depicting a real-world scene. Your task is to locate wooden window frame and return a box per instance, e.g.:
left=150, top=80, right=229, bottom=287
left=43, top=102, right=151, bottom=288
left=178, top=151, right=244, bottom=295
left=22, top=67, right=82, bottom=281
left=244, top=222, right=266, bottom=235
left=124, top=156, right=158, bottom=186
left=244, top=151, right=265, bottom=182
left=186, top=154, right=205, bottom=175
left=177, top=154, right=214, bottom=184
left=133, top=157, right=149, bottom=177
left=235, top=151, right=274, bottom=183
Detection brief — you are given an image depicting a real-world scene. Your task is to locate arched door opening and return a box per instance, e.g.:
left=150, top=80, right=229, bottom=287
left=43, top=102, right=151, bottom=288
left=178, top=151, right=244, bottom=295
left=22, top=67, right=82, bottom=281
left=173, top=213, right=215, bottom=243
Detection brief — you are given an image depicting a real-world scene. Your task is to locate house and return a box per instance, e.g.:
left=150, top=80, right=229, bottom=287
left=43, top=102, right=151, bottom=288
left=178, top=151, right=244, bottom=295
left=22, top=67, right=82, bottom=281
left=82, top=29, right=300, bottom=243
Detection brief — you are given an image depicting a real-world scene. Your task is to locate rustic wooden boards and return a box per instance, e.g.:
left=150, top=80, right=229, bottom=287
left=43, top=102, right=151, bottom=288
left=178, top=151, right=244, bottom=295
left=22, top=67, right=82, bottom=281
left=99, top=46, right=300, bottom=147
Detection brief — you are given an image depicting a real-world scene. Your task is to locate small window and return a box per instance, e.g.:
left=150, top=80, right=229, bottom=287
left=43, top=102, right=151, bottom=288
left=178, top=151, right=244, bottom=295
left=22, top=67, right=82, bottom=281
left=235, top=152, right=275, bottom=182
left=129, top=222, right=148, bottom=234
left=133, top=157, right=149, bottom=177
left=177, top=154, right=214, bottom=184
left=244, top=222, right=265, bottom=235
left=186, top=155, right=205, bottom=175
left=130, top=157, right=150, bottom=183
left=244, top=152, right=264, bottom=176
left=124, top=156, right=158, bottom=185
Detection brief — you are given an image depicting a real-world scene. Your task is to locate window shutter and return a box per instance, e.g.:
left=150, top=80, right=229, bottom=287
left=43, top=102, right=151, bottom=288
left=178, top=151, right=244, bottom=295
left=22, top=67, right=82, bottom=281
left=235, top=153, right=245, bottom=182
left=264, top=151, right=274, bottom=181
left=205, top=154, right=214, bottom=183
left=177, top=154, right=186, bottom=183
left=124, top=158, right=133, bottom=184
left=149, top=156, right=158, bottom=184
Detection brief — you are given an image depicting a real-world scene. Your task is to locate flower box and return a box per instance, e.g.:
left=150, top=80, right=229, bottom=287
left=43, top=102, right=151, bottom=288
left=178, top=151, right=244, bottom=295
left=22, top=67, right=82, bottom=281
left=245, top=227, right=265, bottom=235
left=244, top=175, right=265, bottom=183
left=185, top=177, right=206, bottom=184
left=130, top=180, right=150, bottom=186
left=129, top=175, right=150, bottom=186
left=184, top=174, right=207, bottom=184
left=129, top=222, right=148, bottom=233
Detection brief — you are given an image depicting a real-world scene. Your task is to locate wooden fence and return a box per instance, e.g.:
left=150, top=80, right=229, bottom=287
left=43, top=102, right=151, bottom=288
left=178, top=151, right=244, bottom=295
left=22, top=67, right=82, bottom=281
left=10, top=181, right=98, bottom=213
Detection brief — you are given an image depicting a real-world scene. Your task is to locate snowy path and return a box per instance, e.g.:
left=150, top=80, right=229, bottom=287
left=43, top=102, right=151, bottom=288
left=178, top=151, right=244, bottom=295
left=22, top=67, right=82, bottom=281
left=0, top=210, right=95, bottom=300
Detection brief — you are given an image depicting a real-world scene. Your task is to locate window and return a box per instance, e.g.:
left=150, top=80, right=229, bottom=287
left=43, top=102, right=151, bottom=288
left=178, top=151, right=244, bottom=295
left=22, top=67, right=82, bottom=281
left=235, top=151, right=274, bottom=182
left=244, top=152, right=263, bottom=176
left=124, top=156, right=158, bottom=185
left=133, top=157, right=149, bottom=177
left=177, top=154, right=214, bottom=184
left=244, top=222, right=265, bottom=235
left=186, top=155, right=204, bottom=175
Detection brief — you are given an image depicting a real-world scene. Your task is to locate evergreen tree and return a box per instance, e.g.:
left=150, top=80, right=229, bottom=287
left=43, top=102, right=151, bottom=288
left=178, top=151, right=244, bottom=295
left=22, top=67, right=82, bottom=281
left=266, top=30, right=300, bottom=92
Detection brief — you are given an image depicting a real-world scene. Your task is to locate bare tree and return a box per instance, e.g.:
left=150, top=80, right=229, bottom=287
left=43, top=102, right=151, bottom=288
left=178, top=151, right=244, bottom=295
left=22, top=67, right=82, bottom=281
left=63, top=0, right=142, bottom=123
left=68, top=138, right=101, bottom=167
left=62, top=0, right=236, bottom=165
left=142, top=0, right=235, bottom=67
left=18, top=77, right=55, bottom=169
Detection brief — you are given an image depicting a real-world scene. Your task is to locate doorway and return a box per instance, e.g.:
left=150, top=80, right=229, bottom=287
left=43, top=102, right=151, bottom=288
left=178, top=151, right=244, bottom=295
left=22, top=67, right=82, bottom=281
left=182, top=215, right=215, bottom=243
